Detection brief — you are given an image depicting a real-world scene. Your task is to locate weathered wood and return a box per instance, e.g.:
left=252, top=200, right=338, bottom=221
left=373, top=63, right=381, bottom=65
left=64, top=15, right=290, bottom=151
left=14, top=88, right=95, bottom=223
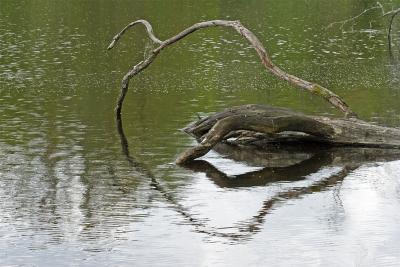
left=108, top=19, right=400, bottom=166
left=176, top=104, right=400, bottom=164
left=116, top=111, right=400, bottom=241
left=108, top=19, right=355, bottom=117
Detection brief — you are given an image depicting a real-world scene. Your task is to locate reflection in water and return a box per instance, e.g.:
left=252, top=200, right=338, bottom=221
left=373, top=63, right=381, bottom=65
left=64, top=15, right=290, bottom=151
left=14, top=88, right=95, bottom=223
left=388, top=21, right=400, bottom=87
left=2, top=0, right=400, bottom=265
left=183, top=149, right=332, bottom=188
left=116, top=115, right=221, bottom=237
left=185, top=143, right=400, bottom=235
left=0, top=97, right=89, bottom=257
left=117, top=115, right=400, bottom=241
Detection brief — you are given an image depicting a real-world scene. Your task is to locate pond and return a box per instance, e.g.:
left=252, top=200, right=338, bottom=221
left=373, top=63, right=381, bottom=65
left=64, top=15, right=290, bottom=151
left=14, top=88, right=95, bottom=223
left=1, top=0, right=400, bottom=266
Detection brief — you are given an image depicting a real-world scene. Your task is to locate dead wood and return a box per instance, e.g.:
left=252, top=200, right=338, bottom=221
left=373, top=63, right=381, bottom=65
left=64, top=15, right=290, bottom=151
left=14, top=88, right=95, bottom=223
left=325, top=2, right=386, bottom=30
left=176, top=104, right=400, bottom=164
left=108, top=19, right=355, bottom=117
left=117, top=114, right=400, bottom=241
left=325, top=2, right=400, bottom=50
left=387, top=9, right=400, bottom=49
left=108, top=19, right=400, bottom=165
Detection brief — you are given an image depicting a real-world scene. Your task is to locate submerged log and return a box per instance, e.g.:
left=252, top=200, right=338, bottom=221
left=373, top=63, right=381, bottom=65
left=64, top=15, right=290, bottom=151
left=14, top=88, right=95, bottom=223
left=176, top=104, right=400, bottom=164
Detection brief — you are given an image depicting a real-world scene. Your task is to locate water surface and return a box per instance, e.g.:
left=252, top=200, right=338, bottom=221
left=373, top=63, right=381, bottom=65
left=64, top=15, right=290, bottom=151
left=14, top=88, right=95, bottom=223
left=1, top=0, right=400, bottom=266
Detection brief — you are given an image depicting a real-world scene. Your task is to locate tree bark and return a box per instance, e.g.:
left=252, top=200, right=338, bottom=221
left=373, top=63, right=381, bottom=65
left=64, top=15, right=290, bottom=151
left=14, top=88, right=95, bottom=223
left=176, top=104, right=400, bottom=164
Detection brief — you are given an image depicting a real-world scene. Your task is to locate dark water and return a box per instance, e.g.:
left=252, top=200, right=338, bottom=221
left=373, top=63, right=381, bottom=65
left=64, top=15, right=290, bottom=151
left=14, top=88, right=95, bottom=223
left=2, top=0, right=400, bottom=266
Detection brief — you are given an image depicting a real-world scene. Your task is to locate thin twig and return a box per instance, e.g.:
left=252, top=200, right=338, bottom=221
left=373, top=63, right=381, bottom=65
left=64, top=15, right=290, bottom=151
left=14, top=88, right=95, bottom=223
left=107, top=19, right=162, bottom=50
left=383, top=7, right=400, bottom=17
left=325, top=2, right=385, bottom=30
left=325, top=3, right=400, bottom=56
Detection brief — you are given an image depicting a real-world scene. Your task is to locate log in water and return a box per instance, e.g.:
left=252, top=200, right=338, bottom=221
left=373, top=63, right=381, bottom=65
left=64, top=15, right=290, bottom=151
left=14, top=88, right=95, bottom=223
left=176, top=104, right=400, bottom=164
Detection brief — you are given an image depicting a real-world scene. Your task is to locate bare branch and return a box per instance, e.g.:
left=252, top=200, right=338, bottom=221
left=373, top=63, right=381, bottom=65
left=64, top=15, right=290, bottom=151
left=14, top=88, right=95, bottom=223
left=109, top=19, right=355, bottom=117
left=387, top=9, right=400, bottom=49
left=325, top=2, right=385, bottom=30
left=383, top=7, right=400, bottom=17
left=325, top=2, right=400, bottom=57
left=117, top=115, right=355, bottom=241
left=107, top=19, right=163, bottom=50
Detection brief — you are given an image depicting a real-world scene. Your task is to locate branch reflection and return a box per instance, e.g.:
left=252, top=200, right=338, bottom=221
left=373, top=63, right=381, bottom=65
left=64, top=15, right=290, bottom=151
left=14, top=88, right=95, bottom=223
left=116, top=114, right=400, bottom=241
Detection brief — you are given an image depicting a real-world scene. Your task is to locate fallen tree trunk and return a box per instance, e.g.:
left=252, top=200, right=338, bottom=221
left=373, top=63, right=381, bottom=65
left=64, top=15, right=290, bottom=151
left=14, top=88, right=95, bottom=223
left=176, top=104, right=400, bottom=164
left=116, top=112, right=400, bottom=240
left=108, top=19, right=400, bottom=165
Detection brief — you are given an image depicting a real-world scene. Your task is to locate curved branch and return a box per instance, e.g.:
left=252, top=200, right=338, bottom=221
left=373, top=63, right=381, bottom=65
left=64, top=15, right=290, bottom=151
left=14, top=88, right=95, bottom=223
left=107, top=19, right=163, bottom=50
left=387, top=9, right=400, bottom=50
left=116, top=115, right=350, bottom=241
left=109, top=19, right=355, bottom=117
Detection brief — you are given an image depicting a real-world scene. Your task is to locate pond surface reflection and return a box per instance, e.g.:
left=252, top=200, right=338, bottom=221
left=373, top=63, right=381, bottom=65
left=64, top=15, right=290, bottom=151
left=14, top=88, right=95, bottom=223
left=2, top=0, right=400, bottom=266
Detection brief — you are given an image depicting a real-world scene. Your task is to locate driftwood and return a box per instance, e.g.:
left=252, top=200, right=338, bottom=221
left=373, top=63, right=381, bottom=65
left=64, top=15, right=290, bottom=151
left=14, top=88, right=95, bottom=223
left=176, top=104, right=400, bottom=164
left=108, top=19, right=354, bottom=117
left=108, top=19, right=400, bottom=165
left=116, top=115, right=400, bottom=241
left=117, top=114, right=400, bottom=240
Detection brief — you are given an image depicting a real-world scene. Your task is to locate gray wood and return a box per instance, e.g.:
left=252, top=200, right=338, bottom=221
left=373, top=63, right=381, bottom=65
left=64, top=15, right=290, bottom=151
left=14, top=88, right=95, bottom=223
left=108, top=19, right=354, bottom=117
left=176, top=104, right=400, bottom=164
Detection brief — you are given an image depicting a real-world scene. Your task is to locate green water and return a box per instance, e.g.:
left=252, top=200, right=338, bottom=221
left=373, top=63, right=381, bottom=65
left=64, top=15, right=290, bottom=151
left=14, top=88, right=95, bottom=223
left=2, top=0, right=400, bottom=266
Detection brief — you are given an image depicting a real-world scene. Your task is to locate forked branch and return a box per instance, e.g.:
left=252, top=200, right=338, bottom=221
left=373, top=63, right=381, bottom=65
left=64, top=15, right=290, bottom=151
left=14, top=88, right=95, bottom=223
left=325, top=2, right=385, bottom=29
left=325, top=2, right=400, bottom=50
left=108, top=19, right=355, bottom=117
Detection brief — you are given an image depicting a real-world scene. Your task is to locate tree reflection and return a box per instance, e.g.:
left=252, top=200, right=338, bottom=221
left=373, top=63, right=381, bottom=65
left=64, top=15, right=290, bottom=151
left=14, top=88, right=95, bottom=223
left=117, top=115, right=400, bottom=241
